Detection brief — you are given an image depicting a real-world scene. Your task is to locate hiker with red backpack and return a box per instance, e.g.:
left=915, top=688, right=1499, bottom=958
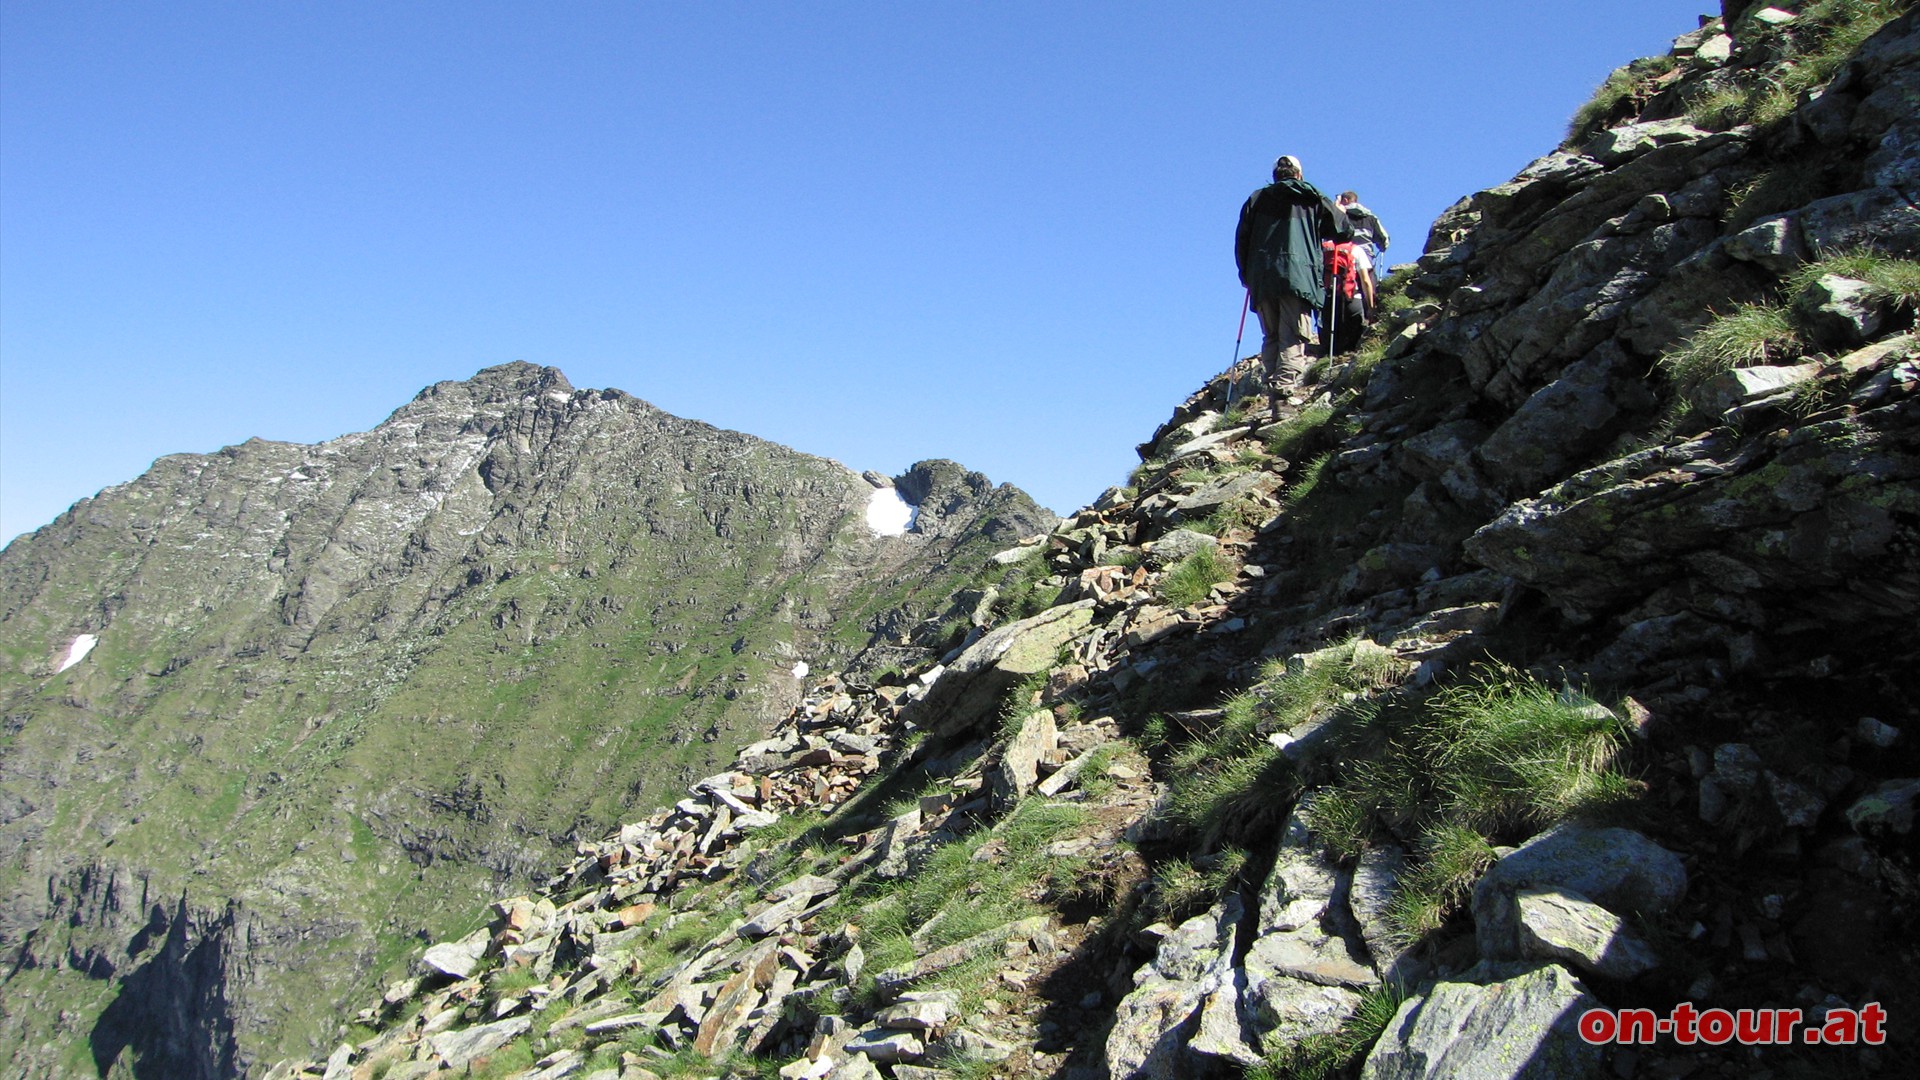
left=1234, top=155, right=1353, bottom=414
left=1321, top=237, right=1366, bottom=357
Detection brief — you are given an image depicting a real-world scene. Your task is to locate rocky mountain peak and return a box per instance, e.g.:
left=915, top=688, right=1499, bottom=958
left=432, top=359, right=575, bottom=399
left=373, top=361, right=583, bottom=439
left=0, top=364, right=1047, bottom=1076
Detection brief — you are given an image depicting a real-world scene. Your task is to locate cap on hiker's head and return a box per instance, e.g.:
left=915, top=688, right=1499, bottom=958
left=1273, top=155, right=1302, bottom=180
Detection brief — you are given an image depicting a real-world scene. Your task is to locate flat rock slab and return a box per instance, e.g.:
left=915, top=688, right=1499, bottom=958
left=740, top=892, right=815, bottom=939
left=1473, top=825, right=1687, bottom=961
left=773, top=874, right=840, bottom=901
left=1245, top=926, right=1377, bottom=990
left=825, top=1055, right=883, bottom=1080
left=1587, top=119, right=1708, bottom=163
left=1187, top=969, right=1263, bottom=1069
left=1173, top=471, right=1281, bottom=522
left=591, top=924, right=650, bottom=959
left=429, top=1016, right=532, bottom=1070
left=1145, top=528, right=1218, bottom=567
left=582, top=1012, right=665, bottom=1035
left=1516, top=887, right=1660, bottom=980
left=1350, top=843, right=1413, bottom=980
left=1242, top=976, right=1362, bottom=1048
left=1698, top=362, right=1821, bottom=417
left=899, top=602, right=1095, bottom=737
left=875, top=916, right=1051, bottom=996
left=1360, top=963, right=1603, bottom=1080
left=844, top=1028, right=926, bottom=1064
left=1105, top=980, right=1209, bottom=1080
left=874, top=998, right=951, bottom=1033
left=1245, top=813, right=1378, bottom=990
left=870, top=807, right=923, bottom=880
left=420, top=927, right=492, bottom=980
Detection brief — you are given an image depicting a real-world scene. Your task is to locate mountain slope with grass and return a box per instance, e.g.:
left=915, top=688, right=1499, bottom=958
left=258, top=7, right=1920, bottom=1080
left=0, top=363, right=1051, bottom=1078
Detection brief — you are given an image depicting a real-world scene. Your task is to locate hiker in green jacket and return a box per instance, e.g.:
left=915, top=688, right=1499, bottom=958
left=1235, top=155, right=1352, bottom=414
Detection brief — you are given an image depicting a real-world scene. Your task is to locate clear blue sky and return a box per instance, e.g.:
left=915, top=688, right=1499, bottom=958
left=1, top=1, right=1712, bottom=543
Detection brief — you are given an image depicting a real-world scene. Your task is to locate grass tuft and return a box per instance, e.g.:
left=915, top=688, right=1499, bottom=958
left=1385, top=824, right=1498, bottom=940
left=999, top=666, right=1052, bottom=740
left=1298, top=786, right=1372, bottom=862
left=1784, top=0, right=1911, bottom=95
left=1199, top=493, right=1270, bottom=537
left=830, top=796, right=1089, bottom=1011
left=1787, top=249, right=1920, bottom=310
left=1338, top=335, right=1389, bottom=390
left=1158, top=546, right=1232, bottom=608
left=932, top=1053, right=1000, bottom=1080
left=1129, top=456, right=1169, bottom=488
left=1212, top=401, right=1252, bottom=432
left=1283, top=452, right=1336, bottom=509
left=1248, top=982, right=1412, bottom=1080
left=1263, top=404, right=1336, bottom=463
left=1419, top=673, right=1636, bottom=835
left=1149, top=848, right=1250, bottom=921
left=1307, top=663, right=1637, bottom=940
left=1687, top=80, right=1758, bottom=131
left=1376, top=279, right=1413, bottom=315
left=1660, top=303, right=1801, bottom=393
left=1158, top=638, right=1394, bottom=848
left=989, top=549, right=1061, bottom=622
left=1566, top=56, right=1677, bottom=145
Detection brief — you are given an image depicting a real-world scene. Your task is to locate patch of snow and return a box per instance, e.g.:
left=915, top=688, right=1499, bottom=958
left=56, top=634, right=98, bottom=674
left=792, top=661, right=810, bottom=679
left=866, top=487, right=918, bottom=536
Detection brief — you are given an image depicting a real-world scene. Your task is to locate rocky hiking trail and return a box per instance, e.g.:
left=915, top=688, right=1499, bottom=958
left=268, top=5, right=1920, bottom=1079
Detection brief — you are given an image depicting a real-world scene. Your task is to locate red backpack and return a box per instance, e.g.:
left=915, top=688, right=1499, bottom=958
left=1322, top=240, right=1359, bottom=300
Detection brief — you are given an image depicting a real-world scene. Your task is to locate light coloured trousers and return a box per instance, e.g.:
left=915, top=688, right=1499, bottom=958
left=1255, top=292, right=1313, bottom=387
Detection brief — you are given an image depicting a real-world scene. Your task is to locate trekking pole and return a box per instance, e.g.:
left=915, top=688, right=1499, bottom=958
left=1226, top=289, right=1250, bottom=406
left=1325, top=266, right=1339, bottom=361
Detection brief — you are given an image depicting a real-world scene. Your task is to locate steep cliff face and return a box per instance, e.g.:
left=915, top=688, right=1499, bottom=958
left=258, top=9, right=1919, bottom=1080
left=0, top=362, right=1049, bottom=1075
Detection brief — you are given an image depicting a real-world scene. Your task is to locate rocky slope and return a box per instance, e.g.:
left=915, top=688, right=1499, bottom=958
left=258, top=6, right=1920, bottom=1080
left=0, top=363, right=1051, bottom=1077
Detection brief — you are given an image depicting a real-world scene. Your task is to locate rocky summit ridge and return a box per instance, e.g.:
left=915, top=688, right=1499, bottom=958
left=12, top=4, right=1920, bottom=1079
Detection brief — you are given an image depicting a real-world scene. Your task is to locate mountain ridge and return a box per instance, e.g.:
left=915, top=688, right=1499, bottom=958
left=0, top=360, right=1052, bottom=1076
